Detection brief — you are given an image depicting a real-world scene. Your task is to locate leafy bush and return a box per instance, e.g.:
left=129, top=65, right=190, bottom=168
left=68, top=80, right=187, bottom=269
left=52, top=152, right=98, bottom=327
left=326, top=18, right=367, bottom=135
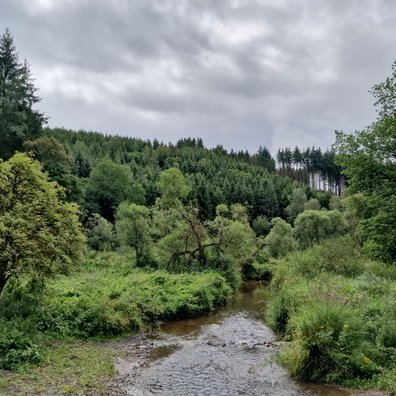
left=0, top=318, right=42, bottom=370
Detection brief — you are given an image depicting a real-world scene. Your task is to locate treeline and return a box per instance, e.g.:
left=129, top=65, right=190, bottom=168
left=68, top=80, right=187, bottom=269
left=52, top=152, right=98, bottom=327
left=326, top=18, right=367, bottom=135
left=42, top=127, right=339, bottom=226
left=277, top=146, right=345, bottom=194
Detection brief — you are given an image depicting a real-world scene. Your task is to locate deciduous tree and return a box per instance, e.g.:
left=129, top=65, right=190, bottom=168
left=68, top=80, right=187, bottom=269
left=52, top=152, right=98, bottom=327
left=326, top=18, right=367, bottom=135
left=85, top=160, right=133, bottom=221
left=115, top=202, right=153, bottom=267
left=0, top=153, right=85, bottom=293
left=334, top=60, right=396, bottom=262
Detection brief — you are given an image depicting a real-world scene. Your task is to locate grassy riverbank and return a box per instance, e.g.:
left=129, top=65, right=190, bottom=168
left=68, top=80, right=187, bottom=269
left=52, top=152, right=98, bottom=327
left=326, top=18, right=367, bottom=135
left=266, top=235, right=396, bottom=394
left=0, top=251, right=232, bottom=394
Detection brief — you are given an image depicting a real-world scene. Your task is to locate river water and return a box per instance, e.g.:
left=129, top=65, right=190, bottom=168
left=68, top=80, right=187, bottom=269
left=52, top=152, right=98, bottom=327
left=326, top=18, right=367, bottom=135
left=115, top=281, right=351, bottom=396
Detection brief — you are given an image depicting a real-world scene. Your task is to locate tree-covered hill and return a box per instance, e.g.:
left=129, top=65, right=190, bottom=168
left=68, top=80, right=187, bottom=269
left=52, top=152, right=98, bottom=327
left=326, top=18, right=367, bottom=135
left=42, top=126, right=336, bottom=224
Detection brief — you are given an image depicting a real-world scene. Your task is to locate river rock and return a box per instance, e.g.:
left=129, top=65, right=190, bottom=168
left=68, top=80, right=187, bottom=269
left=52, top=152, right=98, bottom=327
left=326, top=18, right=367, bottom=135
left=207, top=336, right=226, bottom=347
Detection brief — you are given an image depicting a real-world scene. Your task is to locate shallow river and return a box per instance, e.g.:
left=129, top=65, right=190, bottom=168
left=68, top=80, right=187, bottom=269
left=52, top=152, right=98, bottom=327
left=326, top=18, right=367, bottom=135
left=115, top=281, right=351, bottom=396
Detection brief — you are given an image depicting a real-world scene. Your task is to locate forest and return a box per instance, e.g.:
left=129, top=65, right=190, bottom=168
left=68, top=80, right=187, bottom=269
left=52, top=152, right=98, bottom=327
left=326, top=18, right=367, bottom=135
left=1, top=27, right=396, bottom=395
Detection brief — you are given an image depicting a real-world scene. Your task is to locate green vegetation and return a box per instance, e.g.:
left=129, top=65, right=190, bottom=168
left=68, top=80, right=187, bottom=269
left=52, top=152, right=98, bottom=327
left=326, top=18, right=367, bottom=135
left=39, top=255, right=231, bottom=338
left=264, top=60, right=396, bottom=394
left=266, top=236, right=396, bottom=393
left=1, top=28, right=396, bottom=395
left=0, top=153, right=85, bottom=294
left=0, top=28, right=46, bottom=160
left=0, top=340, right=116, bottom=396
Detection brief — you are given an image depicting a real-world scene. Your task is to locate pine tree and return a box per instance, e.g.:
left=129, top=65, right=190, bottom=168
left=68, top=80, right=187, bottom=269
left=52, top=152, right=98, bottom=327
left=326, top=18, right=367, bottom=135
left=0, top=28, right=46, bottom=159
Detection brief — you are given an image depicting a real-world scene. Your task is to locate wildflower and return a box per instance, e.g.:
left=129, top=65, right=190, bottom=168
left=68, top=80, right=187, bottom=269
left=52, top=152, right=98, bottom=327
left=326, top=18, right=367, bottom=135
left=343, top=324, right=349, bottom=328
left=363, top=357, right=371, bottom=363
left=320, top=326, right=324, bottom=329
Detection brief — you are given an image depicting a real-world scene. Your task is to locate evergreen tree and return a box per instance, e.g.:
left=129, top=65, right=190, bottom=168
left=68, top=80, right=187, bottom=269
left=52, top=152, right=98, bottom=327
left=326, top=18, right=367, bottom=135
left=0, top=29, right=46, bottom=159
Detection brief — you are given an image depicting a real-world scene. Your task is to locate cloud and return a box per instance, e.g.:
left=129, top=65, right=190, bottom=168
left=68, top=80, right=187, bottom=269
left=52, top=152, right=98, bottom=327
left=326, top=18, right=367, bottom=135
left=1, top=0, right=396, bottom=153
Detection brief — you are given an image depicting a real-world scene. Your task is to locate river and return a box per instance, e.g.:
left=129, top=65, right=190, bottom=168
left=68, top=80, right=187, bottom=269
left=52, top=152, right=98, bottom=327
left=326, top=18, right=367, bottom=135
left=114, top=281, right=351, bottom=396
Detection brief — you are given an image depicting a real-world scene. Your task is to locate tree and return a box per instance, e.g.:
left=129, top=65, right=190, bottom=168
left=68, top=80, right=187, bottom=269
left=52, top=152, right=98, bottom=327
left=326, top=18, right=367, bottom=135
left=304, top=198, right=321, bottom=211
left=265, top=217, right=296, bottom=258
left=255, top=146, right=276, bottom=172
left=115, top=202, right=153, bottom=267
left=85, top=160, right=133, bottom=221
left=156, top=167, right=191, bottom=208
left=85, top=214, right=117, bottom=251
left=252, top=215, right=271, bottom=237
left=23, top=137, right=84, bottom=203
left=334, top=60, right=396, bottom=263
left=293, top=210, right=348, bottom=250
left=0, top=29, right=46, bottom=159
left=0, top=153, right=85, bottom=294
left=285, top=188, right=307, bottom=223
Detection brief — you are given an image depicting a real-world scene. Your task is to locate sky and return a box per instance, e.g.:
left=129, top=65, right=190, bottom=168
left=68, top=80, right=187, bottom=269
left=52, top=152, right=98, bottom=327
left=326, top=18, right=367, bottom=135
left=1, top=0, right=396, bottom=154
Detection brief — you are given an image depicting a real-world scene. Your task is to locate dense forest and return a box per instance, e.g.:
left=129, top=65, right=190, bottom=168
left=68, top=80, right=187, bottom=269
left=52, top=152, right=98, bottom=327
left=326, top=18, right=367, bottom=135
left=1, top=28, right=396, bottom=395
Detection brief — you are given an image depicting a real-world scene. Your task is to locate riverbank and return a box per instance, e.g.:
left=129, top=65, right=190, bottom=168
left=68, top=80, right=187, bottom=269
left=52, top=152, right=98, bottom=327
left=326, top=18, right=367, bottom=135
left=265, top=235, right=396, bottom=394
left=0, top=332, right=387, bottom=396
left=0, top=252, right=233, bottom=395
left=0, top=279, right=389, bottom=396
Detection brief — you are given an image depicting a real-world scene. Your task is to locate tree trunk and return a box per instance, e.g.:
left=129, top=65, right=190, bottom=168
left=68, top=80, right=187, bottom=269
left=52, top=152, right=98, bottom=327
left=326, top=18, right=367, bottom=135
left=0, top=266, right=9, bottom=294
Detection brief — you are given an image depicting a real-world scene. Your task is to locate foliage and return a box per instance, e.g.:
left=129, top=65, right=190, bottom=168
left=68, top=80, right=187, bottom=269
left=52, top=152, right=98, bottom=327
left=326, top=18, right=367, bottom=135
left=266, top=235, right=396, bottom=387
left=115, top=202, right=154, bottom=267
left=38, top=264, right=231, bottom=338
left=156, top=167, right=191, bottom=208
left=285, top=188, right=307, bottom=223
left=154, top=204, right=261, bottom=289
left=293, top=210, right=348, bottom=250
left=85, top=160, right=133, bottom=221
left=0, top=318, right=42, bottom=370
left=251, top=215, right=271, bottom=237
left=85, top=214, right=117, bottom=252
left=0, top=29, right=46, bottom=159
left=329, top=195, right=342, bottom=211
left=334, top=60, right=396, bottom=263
left=304, top=198, right=321, bottom=211
left=277, top=146, right=344, bottom=193
left=23, top=137, right=84, bottom=203
left=0, top=153, right=85, bottom=294
left=264, top=217, right=296, bottom=259
left=45, top=127, right=309, bottom=224
left=253, top=146, right=276, bottom=171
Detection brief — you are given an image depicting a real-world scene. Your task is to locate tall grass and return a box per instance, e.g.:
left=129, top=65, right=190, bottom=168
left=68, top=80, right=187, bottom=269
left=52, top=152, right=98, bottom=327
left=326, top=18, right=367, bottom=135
left=0, top=251, right=232, bottom=370
left=266, top=235, right=396, bottom=391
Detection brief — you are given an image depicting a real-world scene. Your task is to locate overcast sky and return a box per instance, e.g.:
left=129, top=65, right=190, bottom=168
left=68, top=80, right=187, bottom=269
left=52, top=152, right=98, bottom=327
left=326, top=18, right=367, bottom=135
left=1, top=0, right=396, bottom=154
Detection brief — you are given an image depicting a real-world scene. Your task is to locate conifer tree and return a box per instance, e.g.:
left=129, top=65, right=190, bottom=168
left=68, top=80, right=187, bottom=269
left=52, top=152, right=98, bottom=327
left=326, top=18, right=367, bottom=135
left=0, top=28, right=46, bottom=159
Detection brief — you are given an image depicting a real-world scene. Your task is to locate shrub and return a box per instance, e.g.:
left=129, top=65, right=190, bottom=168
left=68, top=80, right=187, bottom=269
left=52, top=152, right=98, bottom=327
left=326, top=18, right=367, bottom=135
left=280, top=301, right=380, bottom=382
left=0, top=318, right=42, bottom=370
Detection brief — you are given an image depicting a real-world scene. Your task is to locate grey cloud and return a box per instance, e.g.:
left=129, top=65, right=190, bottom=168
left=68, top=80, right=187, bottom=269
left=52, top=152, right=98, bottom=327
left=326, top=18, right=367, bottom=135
left=1, top=0, right=396, bottom=154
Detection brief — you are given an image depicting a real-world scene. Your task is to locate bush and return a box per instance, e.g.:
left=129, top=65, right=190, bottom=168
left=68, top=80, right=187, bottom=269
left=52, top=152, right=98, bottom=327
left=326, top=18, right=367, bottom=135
left=0, top=318, right=42, bottom=370
left=279, top=301, right=380, bottom=382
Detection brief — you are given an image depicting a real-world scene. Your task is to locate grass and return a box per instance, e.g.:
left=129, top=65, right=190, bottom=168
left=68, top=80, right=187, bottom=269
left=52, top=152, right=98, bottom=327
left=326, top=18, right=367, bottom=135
left=38, top=266, right=231, bottom=339
left=265, top=235, right=396, bottom=393
left=0, top=251, right=232, bottom=378
left=0, top=340, right=116, bottom=396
